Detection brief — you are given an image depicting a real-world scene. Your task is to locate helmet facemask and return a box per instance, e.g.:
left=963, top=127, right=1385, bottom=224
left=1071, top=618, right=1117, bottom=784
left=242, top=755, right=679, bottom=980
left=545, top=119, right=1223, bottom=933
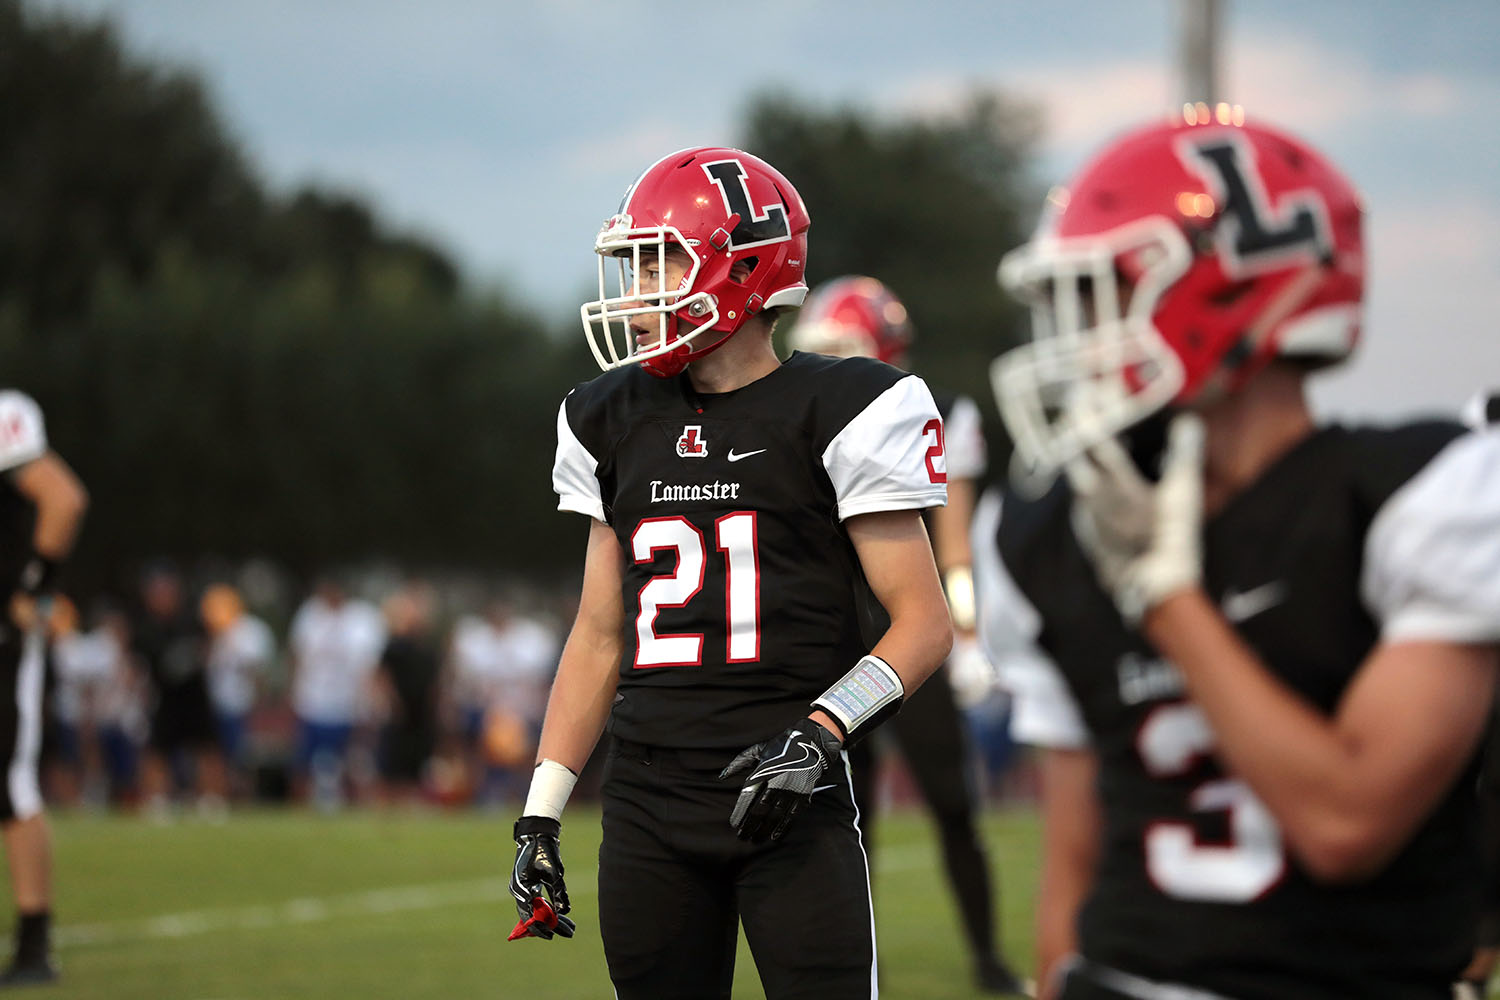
left=993, top=217, right=1191, bottom=487
left=580, top=216, right=721, bottom=377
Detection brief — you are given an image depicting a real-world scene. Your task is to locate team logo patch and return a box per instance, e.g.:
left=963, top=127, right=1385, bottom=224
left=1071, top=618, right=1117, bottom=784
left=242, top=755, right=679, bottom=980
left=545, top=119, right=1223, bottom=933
left=676, top=425, right=709, bottom=458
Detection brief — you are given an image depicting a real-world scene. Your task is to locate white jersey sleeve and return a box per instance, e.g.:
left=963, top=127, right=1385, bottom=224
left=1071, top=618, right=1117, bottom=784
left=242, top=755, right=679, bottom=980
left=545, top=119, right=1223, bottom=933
left=1363, top=432, right=1500, bottom=643
left=552, top=394, right=606, bottom=522
left=0, top=391, right=47, bottom=474
left=821, top=374, right=948, bottom=521
left=972, top=489, right=1090, bottom=749
left=943, top=395, right=987, bottom=481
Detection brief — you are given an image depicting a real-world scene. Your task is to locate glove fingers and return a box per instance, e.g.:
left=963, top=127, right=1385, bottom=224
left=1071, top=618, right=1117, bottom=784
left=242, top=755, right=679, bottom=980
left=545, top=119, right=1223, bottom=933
left=729, top=783, right=762, bottom=830
left=737, top=787, right=779, bottom=841
left=719, top=746, right=761, bottom=781
left=1161, top=413, right=1205, bottom=489
left=545, top=878, right=571, bottom=916
left=746, top=790, right=791, bottom=843
left=553, top=914, right=577, bottom=938
left=769, top=796, right=803, bottom=842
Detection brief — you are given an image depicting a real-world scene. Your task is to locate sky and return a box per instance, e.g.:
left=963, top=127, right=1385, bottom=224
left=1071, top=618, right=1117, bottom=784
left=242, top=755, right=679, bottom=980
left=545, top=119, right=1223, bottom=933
left=41, top=0, right=1500, bottom=421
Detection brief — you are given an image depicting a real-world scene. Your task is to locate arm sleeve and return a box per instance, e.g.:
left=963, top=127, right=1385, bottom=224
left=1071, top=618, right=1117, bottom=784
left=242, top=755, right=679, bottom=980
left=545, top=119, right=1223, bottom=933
left=971, top=489, right=1090, bottom=749
left=0, top=391, right=47, bottom=474
left=1363, top=432, right=1500, bottom=643
left=943, top=395, right=988, bottom=481
left=552, top=394, right=606, bottom=522
left=821, top=374, right=948, bottom=521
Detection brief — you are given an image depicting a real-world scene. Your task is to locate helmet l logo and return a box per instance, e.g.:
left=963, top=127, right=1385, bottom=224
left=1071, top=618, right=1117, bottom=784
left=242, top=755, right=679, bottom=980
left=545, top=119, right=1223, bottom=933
left=1178, top=137, right=1331, bottom=277
left=701, top=160, right=791, bottom=251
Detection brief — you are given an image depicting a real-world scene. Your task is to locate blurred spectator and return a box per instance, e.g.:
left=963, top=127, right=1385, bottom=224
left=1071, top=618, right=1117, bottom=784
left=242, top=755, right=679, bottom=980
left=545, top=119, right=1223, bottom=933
left=374, top=583, right=441, bottom=806
left=44, top=598, right=93, bottom=808
left=288, top=578, right=385, bottom=811
left=50, top=602, right=147, bottom=808
left=200, top=584, right=275, bottom=801
left=132, top=563, right=229, bottom=819
left=445, top=596, right=557, bottom=804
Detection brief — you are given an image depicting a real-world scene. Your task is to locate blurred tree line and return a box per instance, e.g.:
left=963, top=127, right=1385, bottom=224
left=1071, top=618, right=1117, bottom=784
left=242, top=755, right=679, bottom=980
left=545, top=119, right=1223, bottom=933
left=0, top=0, right=1039, bottom=597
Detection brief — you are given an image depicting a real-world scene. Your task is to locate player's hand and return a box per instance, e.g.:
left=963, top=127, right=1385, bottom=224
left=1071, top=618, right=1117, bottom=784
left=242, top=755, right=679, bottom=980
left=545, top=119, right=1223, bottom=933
left=508, top=816, right=575, bottom=941
left=720, top=717, right=843, bottom=843
left=1066, top=413, right=1204, bottom=623
left=946, top=634, right=998, bottom=709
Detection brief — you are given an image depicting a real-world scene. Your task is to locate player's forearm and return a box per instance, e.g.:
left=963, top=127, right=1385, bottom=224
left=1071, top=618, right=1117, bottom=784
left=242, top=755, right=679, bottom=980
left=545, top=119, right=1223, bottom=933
left=16, top=453, right=89, bottom=558
left=929, top=478, right=977, bottom=577
left=534, top=631, right=620, bottom=775
left=1143, top=590, right=1426, bottom=879
left=870, top=595, right=954, bottom=695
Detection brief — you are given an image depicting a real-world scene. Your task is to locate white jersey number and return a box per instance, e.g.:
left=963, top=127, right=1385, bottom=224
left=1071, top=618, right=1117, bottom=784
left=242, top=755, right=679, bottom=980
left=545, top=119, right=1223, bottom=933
left=1137, top=701, right=1285, bottom=902
left=631, top=513, right=760, bottom=668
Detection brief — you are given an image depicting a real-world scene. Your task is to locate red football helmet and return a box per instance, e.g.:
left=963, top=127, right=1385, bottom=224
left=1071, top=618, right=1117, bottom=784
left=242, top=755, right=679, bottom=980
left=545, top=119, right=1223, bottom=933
left=581, top=147, right=811, bottom=378
left=992, top=111, right=1364, bottom=478
left=788, top=276, right=914, bottom=366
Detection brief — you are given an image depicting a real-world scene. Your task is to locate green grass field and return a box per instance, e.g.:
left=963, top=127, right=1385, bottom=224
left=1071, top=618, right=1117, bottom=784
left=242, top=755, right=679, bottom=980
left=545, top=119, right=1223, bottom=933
left=26, top=806, right=1042, bottom=999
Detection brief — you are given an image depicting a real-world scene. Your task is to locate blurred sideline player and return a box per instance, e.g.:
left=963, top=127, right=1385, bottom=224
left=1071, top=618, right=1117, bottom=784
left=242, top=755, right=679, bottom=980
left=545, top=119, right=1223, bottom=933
left=200, top=583, right=274, bottom=801
left=976, top=112, right=1500, bottom=999
left=1458, top=388, right=1500, bottom=1000
left=509, top=147, right=954, bottom=999
left=789, top=276, right=1023, bottom=995
left=0, top=390, right=88, bottom=984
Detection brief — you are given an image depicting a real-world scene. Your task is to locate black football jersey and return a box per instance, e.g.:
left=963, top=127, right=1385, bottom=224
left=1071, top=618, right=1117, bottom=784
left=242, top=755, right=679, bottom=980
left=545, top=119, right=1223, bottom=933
left=0, top=392, right=47, bottom=593
left=553, top=352, right=947, bottom=750
left=977, top=423, right=1500, bottom=999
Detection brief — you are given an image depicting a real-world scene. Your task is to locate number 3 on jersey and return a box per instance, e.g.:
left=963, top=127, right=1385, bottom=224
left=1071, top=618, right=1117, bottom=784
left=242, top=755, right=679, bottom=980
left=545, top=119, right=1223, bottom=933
left=1138, top=701, right=1285, bottom=902
left=631, top=513, right=759, bottom=668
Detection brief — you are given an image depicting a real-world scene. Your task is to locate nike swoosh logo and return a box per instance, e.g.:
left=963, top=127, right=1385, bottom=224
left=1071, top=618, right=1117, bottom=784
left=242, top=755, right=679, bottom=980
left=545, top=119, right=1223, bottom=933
left=726, top=448, right=767, bottom=463
left=750, top=741, right=824, bottom=780
left=1221, top=581, right=1286, bottom=624
left=809, top=784, right=837, bottom=796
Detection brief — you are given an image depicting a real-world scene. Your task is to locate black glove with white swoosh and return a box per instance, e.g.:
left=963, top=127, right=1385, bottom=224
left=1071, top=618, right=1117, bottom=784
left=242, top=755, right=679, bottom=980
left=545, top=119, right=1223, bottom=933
left=721, top=718, right=843, bottom=843
left=508, top=816, right=575, bottom=941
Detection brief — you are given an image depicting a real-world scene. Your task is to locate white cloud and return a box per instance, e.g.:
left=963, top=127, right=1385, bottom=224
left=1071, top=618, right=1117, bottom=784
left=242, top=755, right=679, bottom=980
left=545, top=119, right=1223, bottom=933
left=1312, top=197, right=1500, bottom=420
left=877, top=31, right=1483, bottom=162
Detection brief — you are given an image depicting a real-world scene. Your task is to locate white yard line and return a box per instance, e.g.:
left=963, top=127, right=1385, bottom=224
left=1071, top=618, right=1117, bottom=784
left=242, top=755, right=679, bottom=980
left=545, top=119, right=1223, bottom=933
left=59, top=843, right=937, bottom=949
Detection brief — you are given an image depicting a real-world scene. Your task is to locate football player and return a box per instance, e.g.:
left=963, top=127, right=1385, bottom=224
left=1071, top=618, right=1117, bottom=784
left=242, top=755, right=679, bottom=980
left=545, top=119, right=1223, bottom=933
left=789, top=276, right=1024, bottom=995
left=976, top=113, right=1500, bottom=999
left=0, top=390, right=88, bottom=985
left=510, top=148, right=954, bottom=999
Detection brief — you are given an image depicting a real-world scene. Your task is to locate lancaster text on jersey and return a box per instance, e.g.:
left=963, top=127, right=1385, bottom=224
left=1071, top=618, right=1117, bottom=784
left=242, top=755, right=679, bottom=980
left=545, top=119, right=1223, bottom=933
left=650, top=479, right=742, bottom=503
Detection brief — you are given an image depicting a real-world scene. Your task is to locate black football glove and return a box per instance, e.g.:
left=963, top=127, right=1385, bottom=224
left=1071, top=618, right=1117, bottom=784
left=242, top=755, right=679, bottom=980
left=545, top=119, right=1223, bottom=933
left=720, top=718, right=843, bottom=843
left=508, top=816, right=575, bottom=941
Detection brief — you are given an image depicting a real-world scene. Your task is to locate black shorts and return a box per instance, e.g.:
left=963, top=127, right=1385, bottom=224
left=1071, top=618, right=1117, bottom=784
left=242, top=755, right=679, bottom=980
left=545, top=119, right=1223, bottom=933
left=0, top=631, right=47, bottom=822
left=598, top=737, right=877, bottom=1000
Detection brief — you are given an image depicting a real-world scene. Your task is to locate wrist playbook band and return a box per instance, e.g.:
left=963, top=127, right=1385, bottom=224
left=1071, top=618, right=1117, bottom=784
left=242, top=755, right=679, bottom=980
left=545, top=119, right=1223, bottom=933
left=811, top=655, right=905, bottom=746
left=521, top=759, right=577, bottom=821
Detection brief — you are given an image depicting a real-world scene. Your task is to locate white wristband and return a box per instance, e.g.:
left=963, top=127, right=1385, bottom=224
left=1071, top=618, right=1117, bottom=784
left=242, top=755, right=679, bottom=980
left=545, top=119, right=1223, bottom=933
left=812, top=655, right=905, bottom=742
left=521, top=759, right=578, bottom=821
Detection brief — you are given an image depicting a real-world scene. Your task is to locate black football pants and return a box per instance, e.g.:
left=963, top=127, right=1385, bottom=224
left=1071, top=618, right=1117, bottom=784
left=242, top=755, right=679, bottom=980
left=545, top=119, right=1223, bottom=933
left=848, top=665, right=999, bottom=967
left=598, top=737, right=876, bottom=999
